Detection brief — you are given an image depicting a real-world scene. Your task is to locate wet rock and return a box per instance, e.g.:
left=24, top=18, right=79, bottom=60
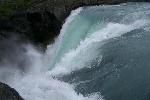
left=0, top=82, right=23, bottom=100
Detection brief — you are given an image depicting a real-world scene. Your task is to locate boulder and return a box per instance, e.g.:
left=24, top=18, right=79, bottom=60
left=0, top=82, right=23, bottom=100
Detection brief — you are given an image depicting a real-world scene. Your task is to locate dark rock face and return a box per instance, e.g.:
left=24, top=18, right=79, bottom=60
left=0, top=82, right=23, bottom=100
left=0, top=11, right=62, bottom=47
left=26, top=11, right=61, bottom=45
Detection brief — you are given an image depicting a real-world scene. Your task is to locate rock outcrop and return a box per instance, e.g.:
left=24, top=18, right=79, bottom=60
left=28, top=0, right=127, bottom=21
left=0, top=11, right=62, bottom=47
left=0, top=82, right=23, bottom=100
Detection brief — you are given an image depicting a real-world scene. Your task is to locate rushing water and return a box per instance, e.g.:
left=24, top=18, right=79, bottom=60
left=0, top=2, right=150, bottom=100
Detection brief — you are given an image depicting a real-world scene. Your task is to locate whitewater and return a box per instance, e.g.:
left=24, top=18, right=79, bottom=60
left=0, top=2, right=150, bottom=100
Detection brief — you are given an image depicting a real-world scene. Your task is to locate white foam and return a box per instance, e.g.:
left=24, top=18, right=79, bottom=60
left=12, top=72, right=102, bottom=100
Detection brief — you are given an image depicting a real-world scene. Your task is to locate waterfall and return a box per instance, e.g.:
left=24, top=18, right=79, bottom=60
left=1, top=2, right=150, bottom=100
